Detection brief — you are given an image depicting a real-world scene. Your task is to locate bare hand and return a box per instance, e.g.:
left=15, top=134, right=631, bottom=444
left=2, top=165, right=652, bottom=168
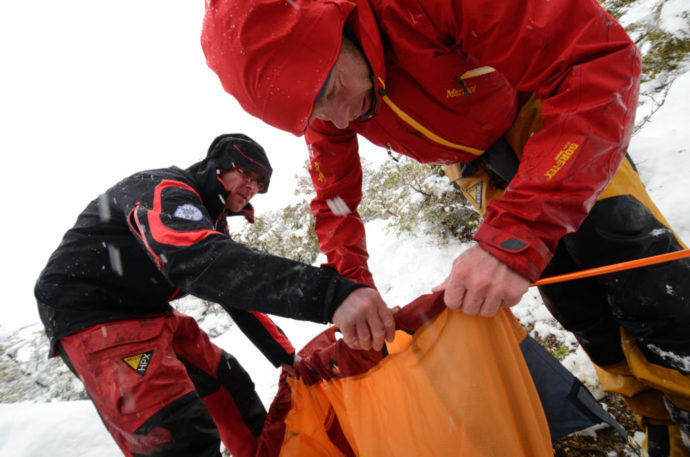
left=433, top=245, right=529, bottom=317
left=332, top=288, right=396, bottom=351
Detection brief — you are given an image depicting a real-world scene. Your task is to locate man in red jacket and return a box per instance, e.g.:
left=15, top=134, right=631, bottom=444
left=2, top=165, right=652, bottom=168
left=201, top=0, right=690, bottom=454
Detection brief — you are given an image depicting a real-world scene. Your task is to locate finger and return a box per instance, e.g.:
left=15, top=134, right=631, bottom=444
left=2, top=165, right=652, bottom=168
left=367, top=314, right=386, bottom=352
left=498, top=294, right=515, bottom=308
left=444, top=284, right=466, bottom=310
left=501, top=295, right=520, bottom=308
left=503, top=283, right=528, bottom=308
left=379, top=308, right=396, bottom=342
left=480, top=292, right=504, bottom=317
left=355, top=320, right=372, bottom=351
left=479, top=297, right=501, bottom=317
left=338, top=321, right=358, bottom=349
left=461, top=291, right=484, bottom=316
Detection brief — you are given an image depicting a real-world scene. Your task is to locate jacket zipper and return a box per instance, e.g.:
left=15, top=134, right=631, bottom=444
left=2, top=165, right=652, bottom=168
left=377, top=77, right=484, bottom=156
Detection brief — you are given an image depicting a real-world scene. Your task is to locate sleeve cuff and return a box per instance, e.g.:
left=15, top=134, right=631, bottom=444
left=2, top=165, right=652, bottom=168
left=473, top=223, right=554, bottom=282
left=316, top=267, right=369, bottom=323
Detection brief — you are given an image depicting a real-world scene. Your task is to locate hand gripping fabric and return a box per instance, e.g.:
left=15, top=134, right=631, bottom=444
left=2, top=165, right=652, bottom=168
left=257, top=292, right=552, bottom=457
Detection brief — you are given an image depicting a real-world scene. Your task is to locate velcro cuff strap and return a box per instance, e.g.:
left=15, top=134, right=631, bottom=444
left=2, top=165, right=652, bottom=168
left=473, top=223, right=553, bottom=282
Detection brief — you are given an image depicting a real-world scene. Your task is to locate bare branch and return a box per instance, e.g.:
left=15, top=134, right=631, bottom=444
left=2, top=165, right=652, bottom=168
left=633, top=73, right=678, bottom=136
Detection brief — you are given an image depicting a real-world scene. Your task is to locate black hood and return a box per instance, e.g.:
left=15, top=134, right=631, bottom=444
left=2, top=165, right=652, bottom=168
left=207, top=133, right=272, bottom=192
left=187, top=133, right=273, bottom=223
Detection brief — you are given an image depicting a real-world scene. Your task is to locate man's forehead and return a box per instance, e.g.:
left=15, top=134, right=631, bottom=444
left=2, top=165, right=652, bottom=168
left=240, top=166, right=260, bottom=175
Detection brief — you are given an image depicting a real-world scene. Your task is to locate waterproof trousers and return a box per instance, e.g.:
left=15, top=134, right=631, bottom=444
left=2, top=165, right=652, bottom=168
left=538, top=158, right=690, bottom=456
left=59, top=310, right=265, bottom=457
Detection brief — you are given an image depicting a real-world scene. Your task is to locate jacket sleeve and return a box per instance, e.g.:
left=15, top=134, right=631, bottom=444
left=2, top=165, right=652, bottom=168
left=434, top=0, right=641, bottom=280
left=305, top=121, right=376, bottom=287
left=226, top=308, right=295, bottom=367
left=129, top=178, right=363, bottom=323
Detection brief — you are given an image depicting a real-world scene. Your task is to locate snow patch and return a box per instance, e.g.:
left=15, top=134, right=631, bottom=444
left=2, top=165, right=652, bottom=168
left=659, top=0, right=690, bottom=34
left=647, top=344, right=690, bottom=373
left=562, top=347, right=604, bottom=398
left=650, top=228, right=670, bottom=237
left=0, top=402, right=119, bottom=457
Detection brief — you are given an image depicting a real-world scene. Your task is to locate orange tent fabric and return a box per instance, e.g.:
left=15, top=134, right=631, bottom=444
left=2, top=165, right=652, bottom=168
left=257, top=292, right=553, bottom=457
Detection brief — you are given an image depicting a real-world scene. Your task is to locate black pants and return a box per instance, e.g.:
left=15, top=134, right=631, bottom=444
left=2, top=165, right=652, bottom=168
left=539, top=189, right=690, bottom=448
left=540, top=194, right=690, bottom=372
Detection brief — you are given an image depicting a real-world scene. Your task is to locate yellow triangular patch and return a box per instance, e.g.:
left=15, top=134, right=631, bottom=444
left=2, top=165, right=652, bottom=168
left=466, top=181, right=483, bottom=209
left=123, top=354, right=143, bottom=371
left=122, top=350, right=154, bottom=376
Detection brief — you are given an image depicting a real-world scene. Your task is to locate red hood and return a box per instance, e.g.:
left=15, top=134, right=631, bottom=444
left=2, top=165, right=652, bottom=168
left=201, top=0, right=385, bottom=136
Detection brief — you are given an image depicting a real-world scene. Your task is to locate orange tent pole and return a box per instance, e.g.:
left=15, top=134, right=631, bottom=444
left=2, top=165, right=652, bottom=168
left=532, top=248, right=690, bottom=287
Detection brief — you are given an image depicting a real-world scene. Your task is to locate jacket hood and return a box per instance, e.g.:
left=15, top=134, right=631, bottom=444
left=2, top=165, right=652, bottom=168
left=206, top=133, right=273, bottom=192
left=202, top=0, right=385, bottom=136
left=187, top=133, right=273, bottom=223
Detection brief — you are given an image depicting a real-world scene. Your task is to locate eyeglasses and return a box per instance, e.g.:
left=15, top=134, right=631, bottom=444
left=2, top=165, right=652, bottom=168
left=235, top=166, right=266, bottom=192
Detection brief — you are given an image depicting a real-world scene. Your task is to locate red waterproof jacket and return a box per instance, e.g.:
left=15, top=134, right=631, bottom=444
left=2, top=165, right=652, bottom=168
left=202, top=0, right=641, bottom=283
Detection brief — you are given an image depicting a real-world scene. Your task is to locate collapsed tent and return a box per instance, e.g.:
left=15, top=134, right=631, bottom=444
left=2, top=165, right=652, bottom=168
left=256, top=292, right=639, bottom=456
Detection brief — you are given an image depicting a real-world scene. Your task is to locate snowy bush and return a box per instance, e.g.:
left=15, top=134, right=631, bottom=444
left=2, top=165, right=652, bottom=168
left=172, top=296, right=235, bottom=339
left=230, top=158, right=480, bottom=264
left=229, top=165, right=321, bottom=264
left=0, top=325, right=86, bottom=403
left=359, top=155, right=480, bottom=242
left=600, top=0, right=690, bottom=133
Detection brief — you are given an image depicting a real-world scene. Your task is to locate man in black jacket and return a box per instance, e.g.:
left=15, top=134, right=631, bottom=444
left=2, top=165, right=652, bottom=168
left=34, top=133, right=395, bottom=457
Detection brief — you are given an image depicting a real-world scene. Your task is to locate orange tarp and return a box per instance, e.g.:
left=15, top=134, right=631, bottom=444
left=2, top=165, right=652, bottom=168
left=258, top=292, right=553, bottom=457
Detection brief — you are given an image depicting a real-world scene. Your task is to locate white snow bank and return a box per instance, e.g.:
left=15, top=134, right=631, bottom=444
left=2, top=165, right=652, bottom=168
left=631, top=70, right=690, bottom=240
left=0, top=401, right=120, bottom=457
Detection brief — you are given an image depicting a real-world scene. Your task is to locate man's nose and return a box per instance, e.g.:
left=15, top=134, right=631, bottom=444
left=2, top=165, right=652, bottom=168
left=328, top=100, right=352, bottom=129
left=246, top=180, right=260, bottom=194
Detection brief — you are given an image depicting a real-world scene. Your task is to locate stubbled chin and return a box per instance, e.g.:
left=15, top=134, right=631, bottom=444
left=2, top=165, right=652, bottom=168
left=228, top=197, right=247, bottom=212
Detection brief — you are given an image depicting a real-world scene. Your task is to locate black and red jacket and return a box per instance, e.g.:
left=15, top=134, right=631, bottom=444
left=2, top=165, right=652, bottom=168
left=35, top=135, right=363, bottom=364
